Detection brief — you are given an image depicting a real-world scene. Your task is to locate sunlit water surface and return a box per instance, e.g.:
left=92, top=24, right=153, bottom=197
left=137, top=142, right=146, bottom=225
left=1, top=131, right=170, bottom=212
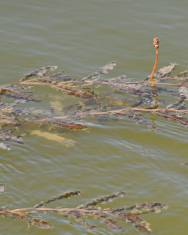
left=0, top=1, right=188, bottom=234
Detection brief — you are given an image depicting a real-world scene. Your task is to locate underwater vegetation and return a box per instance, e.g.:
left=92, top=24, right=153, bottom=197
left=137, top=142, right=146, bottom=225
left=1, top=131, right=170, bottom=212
left=0, top=190, right=167, bottom=233
left=0, top=37, right=187, bottom=232
left=0, top=37, right=187, bottom=150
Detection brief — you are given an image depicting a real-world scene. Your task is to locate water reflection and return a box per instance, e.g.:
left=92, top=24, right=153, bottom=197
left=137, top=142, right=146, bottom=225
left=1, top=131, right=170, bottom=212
left=150, top=84, right=159, bottom=108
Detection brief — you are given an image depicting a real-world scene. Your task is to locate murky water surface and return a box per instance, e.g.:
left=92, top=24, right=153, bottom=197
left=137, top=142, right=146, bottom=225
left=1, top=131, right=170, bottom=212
left=0, top=1, right=188, bottom=234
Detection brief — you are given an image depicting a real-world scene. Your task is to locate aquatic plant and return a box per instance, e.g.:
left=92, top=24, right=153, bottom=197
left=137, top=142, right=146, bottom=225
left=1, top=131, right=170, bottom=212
left=0, top=190, right=167, bottom=233
left=0, top=37, right=187, bottom=150
left=149, top=36, right=159, bottom=86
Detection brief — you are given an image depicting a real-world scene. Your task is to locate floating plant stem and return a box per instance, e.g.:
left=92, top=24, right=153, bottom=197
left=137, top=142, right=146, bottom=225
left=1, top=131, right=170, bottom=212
left=78, top=191, right=126, bottom=209
left=34, top=191, right=81, bottom=208
left=0, top=191, right=167, bottom=233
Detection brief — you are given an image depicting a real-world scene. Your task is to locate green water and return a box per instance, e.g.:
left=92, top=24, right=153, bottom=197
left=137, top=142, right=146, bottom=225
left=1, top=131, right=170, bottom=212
left=0, top=1, right=188, bottom=234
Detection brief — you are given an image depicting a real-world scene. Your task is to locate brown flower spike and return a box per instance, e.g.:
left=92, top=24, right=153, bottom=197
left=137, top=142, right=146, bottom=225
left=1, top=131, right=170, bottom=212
left=153, top=36, right=160, bottom=49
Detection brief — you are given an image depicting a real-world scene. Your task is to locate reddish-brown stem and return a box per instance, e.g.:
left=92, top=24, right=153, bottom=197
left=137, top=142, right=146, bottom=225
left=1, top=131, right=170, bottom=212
left=149, top=37, right=159, bottom=85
